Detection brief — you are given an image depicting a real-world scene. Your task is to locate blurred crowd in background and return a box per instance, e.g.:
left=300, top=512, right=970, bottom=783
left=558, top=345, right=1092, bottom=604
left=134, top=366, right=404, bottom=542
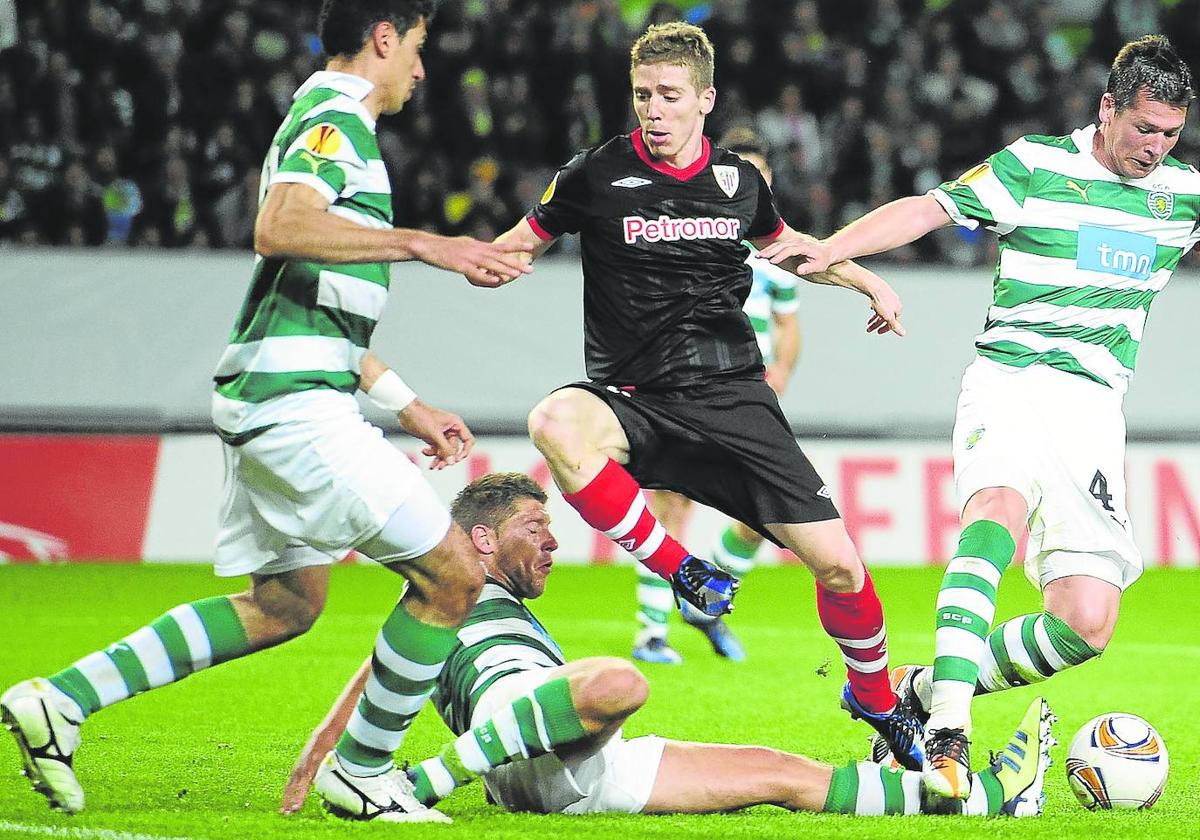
left=1, top=0, right=1199, bottom=266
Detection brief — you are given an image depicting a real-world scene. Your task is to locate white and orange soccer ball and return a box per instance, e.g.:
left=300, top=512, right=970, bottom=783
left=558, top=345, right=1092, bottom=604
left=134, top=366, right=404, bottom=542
left=1066, top=713, right=1169, bottom=810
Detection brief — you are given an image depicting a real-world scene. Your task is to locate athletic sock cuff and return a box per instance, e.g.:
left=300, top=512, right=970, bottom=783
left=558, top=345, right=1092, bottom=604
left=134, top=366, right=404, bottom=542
left=822, top=762, right=859, bottom=814
left=532, top=677, right=589, bottom=744
left=955, top=520, right=1016, bottom=572
left=190, top=596, right=250, bottom=665
left=1043, top=612, right=1101, bottom=662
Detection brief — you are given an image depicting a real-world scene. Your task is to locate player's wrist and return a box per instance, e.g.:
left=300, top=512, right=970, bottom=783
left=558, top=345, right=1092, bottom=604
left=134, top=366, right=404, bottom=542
left=367, top=369, right=417, bottom=412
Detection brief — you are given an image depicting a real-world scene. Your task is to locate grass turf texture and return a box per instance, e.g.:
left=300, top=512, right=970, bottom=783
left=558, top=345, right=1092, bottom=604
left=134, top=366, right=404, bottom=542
left=0, top=564, right=1196, bottom=840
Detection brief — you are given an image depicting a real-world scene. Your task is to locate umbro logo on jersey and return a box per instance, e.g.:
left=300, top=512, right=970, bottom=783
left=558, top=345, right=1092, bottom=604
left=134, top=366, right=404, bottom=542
left=611, top=176, right=653, bottom=188
left=623, top=215, right=742, bottom=245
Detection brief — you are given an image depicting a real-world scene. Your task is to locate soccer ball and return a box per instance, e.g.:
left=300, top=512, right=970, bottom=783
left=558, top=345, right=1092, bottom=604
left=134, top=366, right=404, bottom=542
left=1066, top=713, right=1169, bottom=810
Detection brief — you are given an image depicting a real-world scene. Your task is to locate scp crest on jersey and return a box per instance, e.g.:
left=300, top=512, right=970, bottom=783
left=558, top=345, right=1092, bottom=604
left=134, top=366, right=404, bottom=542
left=712, top=165, right=739, bottom=198
left=304, top=123, right=343, bottom=157
left=1147, top=187, right=1173, bottom=221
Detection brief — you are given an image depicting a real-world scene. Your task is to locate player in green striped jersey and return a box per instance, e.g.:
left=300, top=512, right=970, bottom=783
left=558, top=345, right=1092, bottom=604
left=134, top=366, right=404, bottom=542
left=1, top=0, right=530, bottom=823
left=762, top=35, right=1198, bottom=803
left=284, top=473, right=1053, bottom=818
left=635, top=128, right=802, bottom=665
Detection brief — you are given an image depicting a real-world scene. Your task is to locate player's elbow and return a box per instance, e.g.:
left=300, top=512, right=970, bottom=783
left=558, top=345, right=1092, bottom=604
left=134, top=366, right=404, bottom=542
left=254, top=213, right=287, bottom=258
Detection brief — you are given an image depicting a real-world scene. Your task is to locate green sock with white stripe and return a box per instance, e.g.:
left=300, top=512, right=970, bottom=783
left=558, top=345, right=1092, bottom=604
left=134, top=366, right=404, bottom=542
left=976, top=612, right=1100, bottom=693
left=822, top=761, right=1005, bottom=815
left=635, top=566, right=673, bottom=643
left=711, top=525, right=759, bottom=577
left=928, top=520, right=1015, bottom=734
left=334, top=599, right=459, bottom=775
left=48, top=596, right=249, bottom=719
left=409, top=676, right=588, bottom=805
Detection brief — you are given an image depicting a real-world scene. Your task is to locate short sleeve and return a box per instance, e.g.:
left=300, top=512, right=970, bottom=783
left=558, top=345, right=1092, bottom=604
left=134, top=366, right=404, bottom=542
left=746, top=166, right=784, bottom=240
left=528, top=152, right=590, bottom=240
left=930, top=142, right=1032, bottom=235
left=273, top=113, right=371, bottom=203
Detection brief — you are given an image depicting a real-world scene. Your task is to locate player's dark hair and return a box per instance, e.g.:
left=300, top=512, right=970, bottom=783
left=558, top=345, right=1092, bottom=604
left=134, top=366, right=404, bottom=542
left=718, top=126, right=766, bottom=159
left=451, top=473, right=547, bottom=533
left=318, top=0, right=437, bottom=59
left=630, top=21, right=715, bottom=91
left=1107, top=35, right=1195, bottom=111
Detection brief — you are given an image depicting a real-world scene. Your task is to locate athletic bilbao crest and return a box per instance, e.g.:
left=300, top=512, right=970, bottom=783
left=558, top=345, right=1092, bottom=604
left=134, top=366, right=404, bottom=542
left=712, top=165, right=739, bottom=198
left=1147, top=187, right=1173, bottom=220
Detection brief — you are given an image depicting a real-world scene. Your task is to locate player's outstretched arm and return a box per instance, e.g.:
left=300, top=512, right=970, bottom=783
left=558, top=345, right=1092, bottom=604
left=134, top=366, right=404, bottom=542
left=360, top=351, right=475, bottom=469
left=281, top=656, right=371, bottom=814
left=254, top=182, right=533, bottom=285
left=757, top=194, right=952, bottom=274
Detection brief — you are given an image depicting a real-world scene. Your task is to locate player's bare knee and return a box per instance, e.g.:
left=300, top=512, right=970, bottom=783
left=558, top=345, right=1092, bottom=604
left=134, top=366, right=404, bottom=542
left=811, top=554, right=863, bottom=593
left=1053, top=607, right=1114, bottom=652
left=527, top=395, right=579, bottom=455
left=573, top=658, right=648, bottom=722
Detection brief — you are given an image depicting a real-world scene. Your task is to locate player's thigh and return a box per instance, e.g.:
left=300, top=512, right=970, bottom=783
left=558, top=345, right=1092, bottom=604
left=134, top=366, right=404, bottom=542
left=765, top=519, right=861, bottom=581
left=648, top=489, right=693, bottom=536
left=529, top=385, right=631, bottom=461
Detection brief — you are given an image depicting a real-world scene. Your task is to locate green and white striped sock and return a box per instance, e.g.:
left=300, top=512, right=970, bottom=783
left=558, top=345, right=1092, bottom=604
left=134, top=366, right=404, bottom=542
left=822, top=761, right=1005, bottom=815
left=928, top=520, right=1015, bottom=734
left=976, top=612, right=1100, bottom=693
left=410, top=676, right=589, bottom=805
left=711, top=525, right=759, bottom=577
left=635, top=567, right=673, bottom=642
left=334, top=600, right=458, bottom=775
left=48, top=596, right=250, bottom=719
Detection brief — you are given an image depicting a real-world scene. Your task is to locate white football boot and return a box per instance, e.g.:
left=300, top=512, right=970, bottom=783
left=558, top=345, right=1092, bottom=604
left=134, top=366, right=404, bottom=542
left=1, top=678, right=85, bottom=813
left=314, top=751, right=451, bottom=823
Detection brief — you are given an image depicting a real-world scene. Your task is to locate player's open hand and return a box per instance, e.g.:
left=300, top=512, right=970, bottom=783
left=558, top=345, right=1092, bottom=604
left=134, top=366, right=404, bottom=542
left=865, top=278, right=905, bottom=337
left=415, top=233, right=533, bottom=287
left=397, top=400, right=476, bottom=469
left=757, top=237, right=834, bottom=274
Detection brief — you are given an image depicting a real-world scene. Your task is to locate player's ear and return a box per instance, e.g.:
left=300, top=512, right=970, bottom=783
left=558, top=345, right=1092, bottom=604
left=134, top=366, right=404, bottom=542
left=1098, top=92, right=1115, bottom=126
left=370, top=21, right=393, bottom=57
left=699, top=86, right=716, bottom=116
left=470, top=523, right=496, bottom=555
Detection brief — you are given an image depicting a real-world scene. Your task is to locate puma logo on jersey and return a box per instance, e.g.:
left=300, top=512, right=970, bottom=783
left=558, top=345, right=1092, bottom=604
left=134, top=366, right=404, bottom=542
left=611, top=176, right=653, bottom=188
left=298, top=150, right=323, bottom=175
left=622, top=215, right=741, bottom=245
left=1065, top=180, right=1092, bottom=201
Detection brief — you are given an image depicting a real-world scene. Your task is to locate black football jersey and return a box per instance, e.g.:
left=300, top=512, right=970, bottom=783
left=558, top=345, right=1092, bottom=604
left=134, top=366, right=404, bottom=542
left=529, top=129, right=785, bottom=389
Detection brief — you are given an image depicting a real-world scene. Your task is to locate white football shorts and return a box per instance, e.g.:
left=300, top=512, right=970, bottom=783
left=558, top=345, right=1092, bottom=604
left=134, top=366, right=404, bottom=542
left=214, top=395, right=450, bottom=577
left=952, top=357, right=1143, bottom=591
left=471, top=669, right=666, bottom=814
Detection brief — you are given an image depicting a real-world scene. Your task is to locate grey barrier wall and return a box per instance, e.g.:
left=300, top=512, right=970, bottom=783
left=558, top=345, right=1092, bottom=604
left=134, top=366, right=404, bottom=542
left=2, top=248, right=1198, bottom=437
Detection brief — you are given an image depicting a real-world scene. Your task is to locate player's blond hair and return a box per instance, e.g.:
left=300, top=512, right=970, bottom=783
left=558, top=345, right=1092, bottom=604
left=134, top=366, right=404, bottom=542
left=630, top=22, right=715, bottom=93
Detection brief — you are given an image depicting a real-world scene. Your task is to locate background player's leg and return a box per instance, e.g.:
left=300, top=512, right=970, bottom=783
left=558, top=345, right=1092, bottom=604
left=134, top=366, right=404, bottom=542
left=712, top=520, right=763, bottom=577
left=529, top=389, right=689, bottom=579
left=633, top=491, right=691, bottom=662
left=409, top=657, right=644, bottom=805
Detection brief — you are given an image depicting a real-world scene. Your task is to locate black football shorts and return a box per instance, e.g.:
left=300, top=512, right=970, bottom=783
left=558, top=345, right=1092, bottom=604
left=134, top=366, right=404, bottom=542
left=559, top=378, right=839, bottom=545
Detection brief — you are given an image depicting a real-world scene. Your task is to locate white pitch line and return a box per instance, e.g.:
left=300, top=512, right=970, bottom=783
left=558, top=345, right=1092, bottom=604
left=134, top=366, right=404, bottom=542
left=0, top=821, right=204, bottom=840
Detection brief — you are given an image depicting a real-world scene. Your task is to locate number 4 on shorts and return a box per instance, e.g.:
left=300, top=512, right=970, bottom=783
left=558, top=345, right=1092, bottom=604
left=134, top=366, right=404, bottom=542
left=1089, top=470, right=1115, bottom=512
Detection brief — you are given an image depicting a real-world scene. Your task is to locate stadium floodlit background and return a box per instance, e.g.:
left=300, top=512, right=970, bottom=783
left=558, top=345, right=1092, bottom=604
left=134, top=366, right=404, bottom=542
left=2, top=1, right=1200, bottom=838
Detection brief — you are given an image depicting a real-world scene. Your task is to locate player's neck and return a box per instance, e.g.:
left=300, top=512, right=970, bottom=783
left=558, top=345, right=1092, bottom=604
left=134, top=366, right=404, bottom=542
left=653, top=134, right=706, bottom=170
left=324, top=57, right=384, bottom=120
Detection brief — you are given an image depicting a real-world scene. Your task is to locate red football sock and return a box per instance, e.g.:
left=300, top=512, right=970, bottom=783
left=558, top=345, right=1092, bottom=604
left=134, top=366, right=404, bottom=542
left=817, top=570, right=896, bottom=714
left=563, top=459, right=689, bottom=578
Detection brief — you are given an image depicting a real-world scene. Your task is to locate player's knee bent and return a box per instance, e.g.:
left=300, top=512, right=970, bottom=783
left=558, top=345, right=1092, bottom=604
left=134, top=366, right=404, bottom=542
left=1053, top=607, right=1114, bottom=652
left=809, top=552, right=863, bottom=593
left=528, top=394, right=587, bottom=461
left=241, top=587, right=323, bottom=644
left=573, top=658, right=649, bottom=724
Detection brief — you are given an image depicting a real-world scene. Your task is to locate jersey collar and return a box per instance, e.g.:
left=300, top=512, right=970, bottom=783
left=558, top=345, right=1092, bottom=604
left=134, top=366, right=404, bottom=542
left=630, top=128, right=712, bottom=181
left=294, top=71, right=378, bottom=130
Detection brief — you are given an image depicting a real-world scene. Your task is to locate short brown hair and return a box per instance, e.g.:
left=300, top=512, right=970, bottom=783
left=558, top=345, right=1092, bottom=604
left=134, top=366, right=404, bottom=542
left=630, top=22, right=715, bottom=92
left=1107, top=35, right=1195, bottom=111
left=450, top=473, right=547, bottom=532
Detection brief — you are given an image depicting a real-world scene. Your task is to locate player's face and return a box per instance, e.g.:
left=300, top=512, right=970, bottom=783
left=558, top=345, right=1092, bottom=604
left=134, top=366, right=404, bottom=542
left=381, top=18, right=427, bottom=114
left=493, top=499, right=558, bottom=599
left=1096, top=88, right=1187, bottom=179
left=631, top=62, right=715, bottom=164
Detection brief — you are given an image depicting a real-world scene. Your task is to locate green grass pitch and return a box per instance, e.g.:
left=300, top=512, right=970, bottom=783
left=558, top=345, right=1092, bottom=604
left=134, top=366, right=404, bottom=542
left=1, top=563, right=1197, bottom=839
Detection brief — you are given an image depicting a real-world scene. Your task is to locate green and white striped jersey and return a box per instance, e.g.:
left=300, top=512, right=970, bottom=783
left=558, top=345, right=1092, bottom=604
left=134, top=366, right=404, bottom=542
left=931, top=123, right=1200, bottom=394
left=432, top=581, right=566, bottom=736
left=743, top=255, right=799, bottom=365
left=212, top=71, right=393, bottom=435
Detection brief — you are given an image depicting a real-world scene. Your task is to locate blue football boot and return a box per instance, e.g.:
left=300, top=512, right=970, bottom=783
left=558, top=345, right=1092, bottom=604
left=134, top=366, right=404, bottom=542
left=670, top=555, right=738, bottom=617
left=841, top=681, right=926, bottom=771
left=680, top=600, right=746, bottom=661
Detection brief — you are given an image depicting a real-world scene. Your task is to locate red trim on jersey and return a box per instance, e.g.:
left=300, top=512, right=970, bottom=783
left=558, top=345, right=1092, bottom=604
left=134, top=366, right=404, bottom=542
left=526, top=214, right=554, bottom=241
left=762, top=218, right=786, bottom=241
left=630, top=128, right=711, bottom=181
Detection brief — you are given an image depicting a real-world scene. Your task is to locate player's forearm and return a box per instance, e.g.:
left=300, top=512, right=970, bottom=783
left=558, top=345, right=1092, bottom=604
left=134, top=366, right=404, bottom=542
left=824, top=194, right=951, bottom=263
left=495, top=218, right=553, bottom=262
left=254, top=203, right=443, bottom=264
left=770, top=314, right=801, bottom=381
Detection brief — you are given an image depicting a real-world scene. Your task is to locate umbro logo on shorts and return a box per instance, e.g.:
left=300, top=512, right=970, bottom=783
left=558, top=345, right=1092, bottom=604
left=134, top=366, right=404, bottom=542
left=816, top=485, right=832, bottom=499
left=611, top=176, right=653, bottom=188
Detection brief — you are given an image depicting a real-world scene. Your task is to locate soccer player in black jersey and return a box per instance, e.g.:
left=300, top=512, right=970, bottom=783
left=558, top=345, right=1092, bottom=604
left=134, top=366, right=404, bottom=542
left=491, top=22, right=923, bottom=770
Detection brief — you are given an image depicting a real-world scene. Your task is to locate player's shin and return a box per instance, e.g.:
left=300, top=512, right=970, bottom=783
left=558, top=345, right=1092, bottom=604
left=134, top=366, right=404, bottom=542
left=409, top=676, right=588, bottom=805
left=817, top=571, right=892, bottom=713
left=975, top=612, right=1100, bottom=694
left=47, top=596, right=250, bottom=719
left=334, top=601, right=458, bottom=776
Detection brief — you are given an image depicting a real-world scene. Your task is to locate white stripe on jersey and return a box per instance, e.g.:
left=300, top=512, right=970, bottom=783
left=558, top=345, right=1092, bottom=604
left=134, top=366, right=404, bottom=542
left=318, top=269, right=389, bottom=320
left=215, top=335, right=367, bottom=377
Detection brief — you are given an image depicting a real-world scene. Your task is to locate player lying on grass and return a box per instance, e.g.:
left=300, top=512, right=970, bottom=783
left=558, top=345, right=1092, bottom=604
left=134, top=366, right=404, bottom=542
left=282, top=472, right=1054, bottom=819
